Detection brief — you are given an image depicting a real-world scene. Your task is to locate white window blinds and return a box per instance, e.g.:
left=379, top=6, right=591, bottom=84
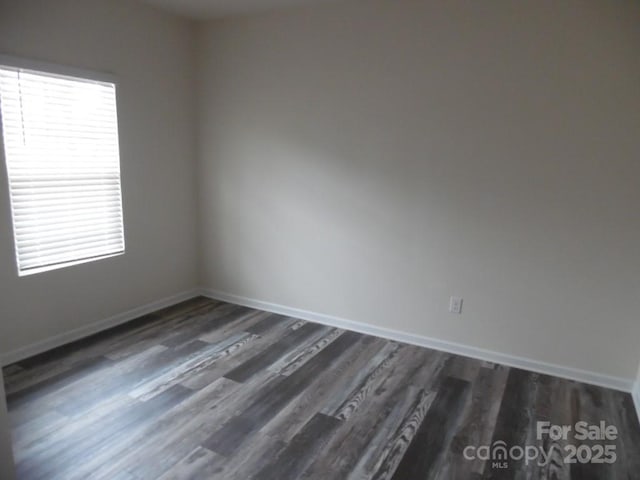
left=0, top=64, right=125, bottom=275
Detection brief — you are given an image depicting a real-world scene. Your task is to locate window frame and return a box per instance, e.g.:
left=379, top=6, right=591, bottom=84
left=0, top=55, right=125, bottom=276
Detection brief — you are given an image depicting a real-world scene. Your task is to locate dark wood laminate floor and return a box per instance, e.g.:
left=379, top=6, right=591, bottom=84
left=3, top=297, right=640, bottom=479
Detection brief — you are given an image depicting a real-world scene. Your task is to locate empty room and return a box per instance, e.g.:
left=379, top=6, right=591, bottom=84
left=0, top=0, right=639, bottom=478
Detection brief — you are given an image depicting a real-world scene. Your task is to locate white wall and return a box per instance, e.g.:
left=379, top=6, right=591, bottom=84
left=196, top=0, right=640, bottom=380
left=0, top=371, right=15, bottom=480
left=0, top=0, right=199, bottom=355
left=634, top=361, right=640, bottom=414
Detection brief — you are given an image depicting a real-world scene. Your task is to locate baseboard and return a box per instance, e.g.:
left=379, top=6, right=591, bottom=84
left=199, top=287, right=633, bottom=393
left=3, top=285, right=632, bottom=394
left=0, top=289, right=201, bottom=366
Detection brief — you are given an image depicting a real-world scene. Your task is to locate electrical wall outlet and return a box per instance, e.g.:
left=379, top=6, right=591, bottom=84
left=449, top=296, right=463, bottom=314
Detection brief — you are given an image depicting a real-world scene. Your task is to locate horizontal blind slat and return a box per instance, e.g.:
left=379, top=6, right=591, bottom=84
left=20, top=246, right=124, bottom=270
left=19, top=241, right=125, bottom=262
left=17, top=223, right=124, bottom=241
left=9, top=186, right=123, bottom=198
left=14, top=216, right=122, bottom=230
left=18, top=231, right=124, bottom=252
left=13, top=204, right=123, bottom=218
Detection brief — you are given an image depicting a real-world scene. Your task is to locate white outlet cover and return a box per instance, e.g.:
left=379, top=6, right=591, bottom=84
left=449, top=296, right=463, bottom=314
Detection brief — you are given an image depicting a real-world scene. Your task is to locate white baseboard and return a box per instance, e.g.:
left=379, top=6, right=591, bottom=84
left=2, top=285, right=634, bottom=396
left=199, top=287, right=634, bottom=393
left=0, top=289, right=200, bottom=366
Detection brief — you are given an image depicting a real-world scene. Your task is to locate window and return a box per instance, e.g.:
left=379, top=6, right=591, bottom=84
left=0, top=59, right=124, bottom=276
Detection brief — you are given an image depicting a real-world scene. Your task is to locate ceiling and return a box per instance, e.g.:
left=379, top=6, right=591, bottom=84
left=140, top=0, right=342, bottom=19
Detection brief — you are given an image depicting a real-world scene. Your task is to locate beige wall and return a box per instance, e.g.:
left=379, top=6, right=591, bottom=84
left=196, top=0, right=640, bottom=380
left=0, top=0, right=199, bottom=355
left=0, top=371, right=15, bottom=480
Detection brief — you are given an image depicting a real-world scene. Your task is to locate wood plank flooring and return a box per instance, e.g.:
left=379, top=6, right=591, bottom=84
left=3, top=297, right=640, bottom=479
